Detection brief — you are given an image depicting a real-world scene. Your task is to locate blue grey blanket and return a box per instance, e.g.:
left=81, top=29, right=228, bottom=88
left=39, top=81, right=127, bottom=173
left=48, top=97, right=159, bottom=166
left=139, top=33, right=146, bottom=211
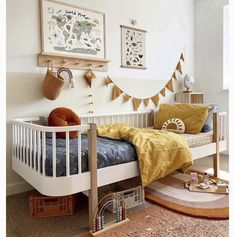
left=44, top=134, right=137, bottom=176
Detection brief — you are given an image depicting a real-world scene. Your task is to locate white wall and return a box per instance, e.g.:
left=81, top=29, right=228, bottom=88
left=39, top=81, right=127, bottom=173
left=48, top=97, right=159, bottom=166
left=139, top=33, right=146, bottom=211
left=194, top=0, right=229, bottom=153
left=6, top=0, right=195, bottom=195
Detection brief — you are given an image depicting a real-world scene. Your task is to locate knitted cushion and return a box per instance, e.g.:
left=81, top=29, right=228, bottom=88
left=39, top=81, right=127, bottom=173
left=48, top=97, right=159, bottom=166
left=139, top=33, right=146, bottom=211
left=155, top=103, right=209, bottom=134
left=48, top=107, right=81, bottom=139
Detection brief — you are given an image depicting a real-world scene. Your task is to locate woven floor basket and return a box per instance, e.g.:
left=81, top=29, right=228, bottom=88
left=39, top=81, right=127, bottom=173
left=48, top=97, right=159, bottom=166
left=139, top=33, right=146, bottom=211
left=42, top=70, right=64, bottom=100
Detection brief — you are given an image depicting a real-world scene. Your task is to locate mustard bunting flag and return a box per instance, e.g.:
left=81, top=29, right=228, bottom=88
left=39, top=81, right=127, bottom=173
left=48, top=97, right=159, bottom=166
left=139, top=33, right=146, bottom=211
left=165, top=79, right=174, bottom=92
left=124, top=94, right=131, bottom=103
left=176, top=61, right=182, bottom=74
left=105, top=76, right=113, bottom=87
left=143, top=98, right=150, bottom=107
left=151, top=94, right=159, bottom=106
left=112, top=85, right=122, bottom=100
left=172, top=71, right=177, bottom=80
left=106, top=52, right=184, bottom=110
left=180, top=53, right=184, bottom=62
left=160, top=88, right=166, bottom=97
left=133, top=98, right=142, bottom=111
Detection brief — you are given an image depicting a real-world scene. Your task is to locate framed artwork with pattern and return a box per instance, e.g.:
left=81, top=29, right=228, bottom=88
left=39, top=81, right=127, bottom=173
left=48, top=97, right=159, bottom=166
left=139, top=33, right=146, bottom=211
left=40, top=0, right=106, bottom=59
left=120, top=25, right=147, bottom=69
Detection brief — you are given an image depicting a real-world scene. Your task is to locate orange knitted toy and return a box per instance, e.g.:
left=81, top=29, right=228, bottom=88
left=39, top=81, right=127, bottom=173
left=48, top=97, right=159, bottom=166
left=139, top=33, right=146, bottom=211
left=48, top=107, right=81, bottom=139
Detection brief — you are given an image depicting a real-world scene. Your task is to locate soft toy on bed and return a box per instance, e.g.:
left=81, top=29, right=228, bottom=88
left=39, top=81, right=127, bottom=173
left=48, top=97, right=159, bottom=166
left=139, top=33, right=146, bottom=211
left=48, top=107, right=81, bottom=139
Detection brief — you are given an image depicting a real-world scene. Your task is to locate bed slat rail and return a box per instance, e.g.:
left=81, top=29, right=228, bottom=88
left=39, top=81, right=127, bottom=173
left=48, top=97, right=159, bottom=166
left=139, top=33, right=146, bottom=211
left=78, top=131, right=82, bottom=174
left=42, top=131, right=46, bottom=176
left=33, top=130, right=36, bottom=171
left=11, top=118, right=90, bottom=179
left=52, top=132, right=56, bottom=177
left=80, top=111, right=153, bottom=128
left=12, top=111, right=152, bottom=180
left=218, top=112, right=226, bottom=141
left=66, top=132, right=70, bottom=176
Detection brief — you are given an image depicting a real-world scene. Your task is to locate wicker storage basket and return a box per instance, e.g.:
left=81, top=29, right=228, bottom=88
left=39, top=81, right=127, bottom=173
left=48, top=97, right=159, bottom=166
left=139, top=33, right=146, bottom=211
left=42, top=69, right=64, bottom=100
left=29, top=193, right=78, bottom=217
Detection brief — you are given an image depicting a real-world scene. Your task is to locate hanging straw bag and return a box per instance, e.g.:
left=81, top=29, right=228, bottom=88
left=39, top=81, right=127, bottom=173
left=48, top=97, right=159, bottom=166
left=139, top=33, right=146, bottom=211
left=42, top=61, right=65, bottom=100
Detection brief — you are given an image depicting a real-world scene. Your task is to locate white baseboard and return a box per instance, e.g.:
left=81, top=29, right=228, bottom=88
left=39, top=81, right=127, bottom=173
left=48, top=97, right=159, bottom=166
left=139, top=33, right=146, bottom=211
left=7, top=181, right=34, bottom=196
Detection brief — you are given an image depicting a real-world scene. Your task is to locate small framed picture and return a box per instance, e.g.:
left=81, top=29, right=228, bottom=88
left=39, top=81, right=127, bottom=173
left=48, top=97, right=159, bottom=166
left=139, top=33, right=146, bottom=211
left=40, top=0, right=106, bottom=59
left=120, top=25, right=147, bottom=69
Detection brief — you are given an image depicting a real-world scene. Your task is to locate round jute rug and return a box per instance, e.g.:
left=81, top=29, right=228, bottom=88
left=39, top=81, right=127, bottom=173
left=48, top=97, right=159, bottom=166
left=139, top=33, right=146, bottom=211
left=145, top=172, right=229, bottom=219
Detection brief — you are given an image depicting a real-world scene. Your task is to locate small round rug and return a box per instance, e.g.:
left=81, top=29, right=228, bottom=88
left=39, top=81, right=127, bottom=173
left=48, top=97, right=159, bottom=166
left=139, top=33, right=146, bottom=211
left=145, top=172, right=229, bottom=219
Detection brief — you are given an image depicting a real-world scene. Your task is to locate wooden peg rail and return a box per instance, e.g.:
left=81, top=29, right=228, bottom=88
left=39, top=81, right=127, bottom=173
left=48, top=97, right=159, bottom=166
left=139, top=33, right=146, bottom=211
left=38, top=52, right=110, bottom=71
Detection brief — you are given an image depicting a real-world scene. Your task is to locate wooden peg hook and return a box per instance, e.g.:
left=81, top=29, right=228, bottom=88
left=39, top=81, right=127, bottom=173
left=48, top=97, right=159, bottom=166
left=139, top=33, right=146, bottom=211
left=47, top=60, right=53, bottom=70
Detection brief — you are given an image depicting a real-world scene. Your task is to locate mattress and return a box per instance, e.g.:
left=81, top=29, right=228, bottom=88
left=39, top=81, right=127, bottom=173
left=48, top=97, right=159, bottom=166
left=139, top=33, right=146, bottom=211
left=147, top=127, right=214, bottom=148
left=22, top=130, right=213, bottom=177
left=179, top=131, right=213, bottom=148
left=44, top=134, right=137, bottom=177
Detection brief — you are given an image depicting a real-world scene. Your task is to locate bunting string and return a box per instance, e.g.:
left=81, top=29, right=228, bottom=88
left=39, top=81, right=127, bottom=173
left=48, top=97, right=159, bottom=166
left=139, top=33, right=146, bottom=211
left=105, top=52, right=184, bottom=111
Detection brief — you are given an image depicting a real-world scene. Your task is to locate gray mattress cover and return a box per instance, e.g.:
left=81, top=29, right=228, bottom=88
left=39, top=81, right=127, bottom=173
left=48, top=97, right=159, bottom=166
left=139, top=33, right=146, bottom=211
left=44, top=134, right=137, bottom=176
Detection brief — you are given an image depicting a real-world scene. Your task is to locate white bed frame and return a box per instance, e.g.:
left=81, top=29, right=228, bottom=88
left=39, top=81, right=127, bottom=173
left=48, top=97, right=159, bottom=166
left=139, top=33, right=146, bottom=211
left=11, top=110, right=227, bottom=228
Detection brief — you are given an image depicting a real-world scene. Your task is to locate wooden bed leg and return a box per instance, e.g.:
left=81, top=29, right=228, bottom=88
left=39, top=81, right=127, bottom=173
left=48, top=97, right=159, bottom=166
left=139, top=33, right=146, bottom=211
left=213, top=153, right=220, bottom=177
left=88, top=123, right=98, bottom=230
left=213, top=113, right=220, bottom=177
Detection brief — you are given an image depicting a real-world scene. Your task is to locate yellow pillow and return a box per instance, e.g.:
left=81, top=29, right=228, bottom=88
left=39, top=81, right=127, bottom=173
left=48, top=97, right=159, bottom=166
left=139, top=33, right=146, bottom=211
left=154, top=103, right=209, bottom=134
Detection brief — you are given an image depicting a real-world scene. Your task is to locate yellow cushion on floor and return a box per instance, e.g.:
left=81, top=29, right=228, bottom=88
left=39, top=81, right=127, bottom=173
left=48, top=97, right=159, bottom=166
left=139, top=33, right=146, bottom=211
left=154, top=103, right=209, bottom=134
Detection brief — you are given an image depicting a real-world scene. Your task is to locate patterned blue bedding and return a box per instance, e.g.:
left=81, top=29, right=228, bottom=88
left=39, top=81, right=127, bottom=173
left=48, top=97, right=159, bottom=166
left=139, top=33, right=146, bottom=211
left=45, top=134, right=137, bottom=176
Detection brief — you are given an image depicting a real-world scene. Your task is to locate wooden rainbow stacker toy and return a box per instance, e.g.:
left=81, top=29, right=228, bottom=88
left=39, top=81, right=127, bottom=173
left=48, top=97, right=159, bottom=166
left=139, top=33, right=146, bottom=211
left=90, top=193, right=129, bottom=236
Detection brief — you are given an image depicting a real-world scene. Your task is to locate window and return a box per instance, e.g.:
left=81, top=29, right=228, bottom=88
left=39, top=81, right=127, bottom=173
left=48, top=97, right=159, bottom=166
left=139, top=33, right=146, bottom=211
left=223, top=5, right=229, bottom=90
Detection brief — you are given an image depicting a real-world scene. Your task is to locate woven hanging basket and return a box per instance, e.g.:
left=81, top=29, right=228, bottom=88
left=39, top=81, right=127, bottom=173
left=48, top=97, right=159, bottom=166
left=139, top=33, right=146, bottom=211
left=41, top=61, right=65, bottom=100
left=42, top=70, right=64, bottom=100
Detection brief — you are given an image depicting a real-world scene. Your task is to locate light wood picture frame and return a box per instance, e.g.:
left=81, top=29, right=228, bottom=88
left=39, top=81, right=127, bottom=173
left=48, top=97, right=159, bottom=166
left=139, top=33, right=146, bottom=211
left=121, top=25, right=147, bottom=69
left=40, top=0, right=106, bottom=60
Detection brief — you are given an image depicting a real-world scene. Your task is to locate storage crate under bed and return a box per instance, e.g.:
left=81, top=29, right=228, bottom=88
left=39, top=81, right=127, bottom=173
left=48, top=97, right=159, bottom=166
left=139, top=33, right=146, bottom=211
left=29, top=193, right=78, bottom=217
left=98, top=178, right=145, bottom=213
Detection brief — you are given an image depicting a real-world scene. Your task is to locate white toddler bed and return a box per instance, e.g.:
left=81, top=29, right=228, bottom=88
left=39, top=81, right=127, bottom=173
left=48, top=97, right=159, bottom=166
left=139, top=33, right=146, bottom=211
left=11, top=110, right=227, bottom=228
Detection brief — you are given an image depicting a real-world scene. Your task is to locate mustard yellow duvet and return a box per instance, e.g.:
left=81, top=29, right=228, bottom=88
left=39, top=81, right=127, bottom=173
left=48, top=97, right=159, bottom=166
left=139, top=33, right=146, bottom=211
left=97, top=124, right=192, bottom=186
